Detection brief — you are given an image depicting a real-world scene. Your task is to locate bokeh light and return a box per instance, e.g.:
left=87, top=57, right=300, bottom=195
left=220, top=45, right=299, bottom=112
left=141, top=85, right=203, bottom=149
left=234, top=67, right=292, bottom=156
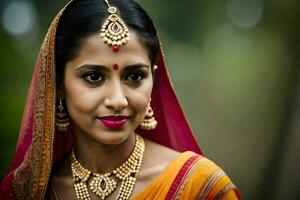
left=2, top=1, right=36, bottom=37
left=227, top=0, right=264, bottom=28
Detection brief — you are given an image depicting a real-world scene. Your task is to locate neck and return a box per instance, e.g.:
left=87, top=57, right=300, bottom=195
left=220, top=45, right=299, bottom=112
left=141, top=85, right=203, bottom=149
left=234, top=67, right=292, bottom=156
left=72, top=128, right=136, bottom=173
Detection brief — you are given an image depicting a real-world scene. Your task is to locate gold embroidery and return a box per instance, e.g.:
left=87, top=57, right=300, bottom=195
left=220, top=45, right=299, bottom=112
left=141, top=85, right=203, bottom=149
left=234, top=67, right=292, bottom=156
left=196, top=169, right=226, bottom=200
left=12, top=1, right=73, bottom=199
left=173, top=157, right=206, bottom=200
left=214, top=182, right=235, bottom=200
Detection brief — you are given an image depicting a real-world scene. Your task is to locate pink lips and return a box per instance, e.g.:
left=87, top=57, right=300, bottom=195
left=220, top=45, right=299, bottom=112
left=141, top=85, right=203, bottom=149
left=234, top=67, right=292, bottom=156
left=99, top=115, right=128, bottom=129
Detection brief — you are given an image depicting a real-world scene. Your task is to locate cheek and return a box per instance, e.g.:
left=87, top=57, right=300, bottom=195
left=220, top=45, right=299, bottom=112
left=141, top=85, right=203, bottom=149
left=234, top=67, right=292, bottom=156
left=128, top=79, right=153, bottom=118
left=64, top=73, right=99, bottom=118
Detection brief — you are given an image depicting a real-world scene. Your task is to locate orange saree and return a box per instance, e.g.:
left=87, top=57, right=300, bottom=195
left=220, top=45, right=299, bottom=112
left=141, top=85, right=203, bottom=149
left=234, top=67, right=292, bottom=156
left=133, top=151, right=240, bottom=200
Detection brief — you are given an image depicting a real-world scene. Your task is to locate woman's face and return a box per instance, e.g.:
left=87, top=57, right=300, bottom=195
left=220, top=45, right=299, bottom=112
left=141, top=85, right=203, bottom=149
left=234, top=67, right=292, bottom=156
left=63, top=31, right=153, bottom=145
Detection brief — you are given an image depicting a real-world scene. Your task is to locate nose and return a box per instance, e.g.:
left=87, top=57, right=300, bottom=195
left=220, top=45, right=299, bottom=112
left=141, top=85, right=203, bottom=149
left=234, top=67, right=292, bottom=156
left=104, top=81, right=128, bottom=113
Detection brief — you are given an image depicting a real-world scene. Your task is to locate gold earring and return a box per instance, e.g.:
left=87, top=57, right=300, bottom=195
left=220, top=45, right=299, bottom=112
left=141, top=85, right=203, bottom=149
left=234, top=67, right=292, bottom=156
left=141, top=103, right=157, bottom=130
left=56, top=98, right=70, bottom=131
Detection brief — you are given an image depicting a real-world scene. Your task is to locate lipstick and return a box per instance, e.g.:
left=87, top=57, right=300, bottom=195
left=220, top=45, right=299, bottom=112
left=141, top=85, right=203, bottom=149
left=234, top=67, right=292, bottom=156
left=99, top=115, right=128, bottom=129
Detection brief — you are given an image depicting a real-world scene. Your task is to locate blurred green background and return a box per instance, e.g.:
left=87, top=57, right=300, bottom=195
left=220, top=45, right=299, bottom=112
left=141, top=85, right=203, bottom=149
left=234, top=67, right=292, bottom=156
left=0, top=0, right=299, bottom=199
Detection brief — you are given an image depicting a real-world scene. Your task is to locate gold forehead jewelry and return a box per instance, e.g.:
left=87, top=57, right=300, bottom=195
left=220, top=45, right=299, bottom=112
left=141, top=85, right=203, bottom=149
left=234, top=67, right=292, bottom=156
left=100, top=0, right=130, bottom=52
left=71, top=134, right=145, bottom=200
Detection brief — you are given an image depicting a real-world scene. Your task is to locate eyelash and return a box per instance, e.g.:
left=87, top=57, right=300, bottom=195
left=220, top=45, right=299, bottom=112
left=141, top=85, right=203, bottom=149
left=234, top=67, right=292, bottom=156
left=81, top=71, right=147, bottom=86
left=81, top=71, right=104, bottom=84
left=123, top=71, right=146, bottom=83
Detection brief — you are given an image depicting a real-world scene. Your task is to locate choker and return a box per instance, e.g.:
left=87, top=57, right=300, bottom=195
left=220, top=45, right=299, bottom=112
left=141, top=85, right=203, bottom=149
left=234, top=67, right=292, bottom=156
left=71, top=135, right=145, bottom=200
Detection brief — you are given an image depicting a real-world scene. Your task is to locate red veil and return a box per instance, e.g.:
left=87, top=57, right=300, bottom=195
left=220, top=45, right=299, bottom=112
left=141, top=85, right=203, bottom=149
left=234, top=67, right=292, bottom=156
left=0, top=1, right=202, bottom=199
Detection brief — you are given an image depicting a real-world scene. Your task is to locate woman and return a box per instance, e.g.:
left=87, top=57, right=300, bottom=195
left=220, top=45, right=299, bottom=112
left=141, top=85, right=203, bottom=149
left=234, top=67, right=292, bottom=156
left=0, top=0, right=240, bottom=199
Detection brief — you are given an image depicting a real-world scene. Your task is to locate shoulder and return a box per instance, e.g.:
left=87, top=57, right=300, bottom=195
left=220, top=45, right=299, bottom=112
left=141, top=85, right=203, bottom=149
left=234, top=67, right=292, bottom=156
left=136, top=139, right=180, bottom=182
left=145, top=139, right=181, bottom=158
left=175, top=155, right=240, bottom=200
left=142, top=139, right=181, bottom=170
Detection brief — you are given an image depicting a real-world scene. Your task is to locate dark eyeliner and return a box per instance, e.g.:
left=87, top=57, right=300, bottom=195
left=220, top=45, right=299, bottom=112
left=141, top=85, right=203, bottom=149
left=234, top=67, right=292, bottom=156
left=81, top=71, right=104, bottom=84
left=123, top=70, right=147, bottom=83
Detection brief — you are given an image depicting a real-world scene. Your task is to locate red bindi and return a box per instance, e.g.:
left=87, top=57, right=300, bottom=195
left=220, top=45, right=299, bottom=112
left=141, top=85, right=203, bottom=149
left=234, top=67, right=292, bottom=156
left=113, top=64, right=119, bottom=70
left=112, top=45, right=120, bottom=52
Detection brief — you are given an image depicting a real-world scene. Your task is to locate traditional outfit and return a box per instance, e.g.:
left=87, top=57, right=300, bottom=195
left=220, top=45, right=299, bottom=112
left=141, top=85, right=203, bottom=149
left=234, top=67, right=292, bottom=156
left=0, top=0, right=240, bottom=199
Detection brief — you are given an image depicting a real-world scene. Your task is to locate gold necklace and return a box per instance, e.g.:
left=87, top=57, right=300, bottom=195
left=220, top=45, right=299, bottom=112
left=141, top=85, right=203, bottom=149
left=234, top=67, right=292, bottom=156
left=71, top=135, right=145, bottom=200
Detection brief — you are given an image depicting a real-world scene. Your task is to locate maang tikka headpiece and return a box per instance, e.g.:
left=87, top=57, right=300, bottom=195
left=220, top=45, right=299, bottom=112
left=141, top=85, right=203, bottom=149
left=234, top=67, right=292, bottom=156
left=100, top=0, right=130, bottom=52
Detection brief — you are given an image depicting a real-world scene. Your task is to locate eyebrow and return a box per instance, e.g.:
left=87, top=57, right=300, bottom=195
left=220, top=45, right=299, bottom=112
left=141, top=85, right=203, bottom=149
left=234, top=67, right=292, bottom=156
left=124, top=63, right=150, bottom=70
left=76, top=63, right=150, bottom=71
left=76, top=64, right=109, bottom=72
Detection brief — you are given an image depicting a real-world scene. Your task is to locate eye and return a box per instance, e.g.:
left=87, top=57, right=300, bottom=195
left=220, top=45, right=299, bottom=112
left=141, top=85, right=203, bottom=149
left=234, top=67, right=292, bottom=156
left=82, top=71, right=104, bottom=84
left=125, top=71, right=145, bottom=82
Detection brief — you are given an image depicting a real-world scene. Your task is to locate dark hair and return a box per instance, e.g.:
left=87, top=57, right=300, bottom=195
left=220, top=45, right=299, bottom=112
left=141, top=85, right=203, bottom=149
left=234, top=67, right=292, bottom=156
left=55, top=0, right=159, bottom=86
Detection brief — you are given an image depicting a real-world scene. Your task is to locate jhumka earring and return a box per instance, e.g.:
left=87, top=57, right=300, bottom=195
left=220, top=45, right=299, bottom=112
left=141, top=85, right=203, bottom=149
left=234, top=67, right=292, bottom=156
left=100, top=0, right=130, bottom=52
left=141, top=102, right=158, bottom=130
left=56, top=97, right=70, bottom=131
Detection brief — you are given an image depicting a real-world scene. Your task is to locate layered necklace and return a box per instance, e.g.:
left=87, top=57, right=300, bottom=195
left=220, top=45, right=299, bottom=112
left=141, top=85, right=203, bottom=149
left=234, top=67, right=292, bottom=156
left=71, top=135, right=145, bottom=200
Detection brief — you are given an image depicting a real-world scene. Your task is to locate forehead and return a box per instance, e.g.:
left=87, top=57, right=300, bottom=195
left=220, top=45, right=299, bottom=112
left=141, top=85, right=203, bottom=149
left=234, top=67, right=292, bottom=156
left=72, top=31, right=150, bottom=67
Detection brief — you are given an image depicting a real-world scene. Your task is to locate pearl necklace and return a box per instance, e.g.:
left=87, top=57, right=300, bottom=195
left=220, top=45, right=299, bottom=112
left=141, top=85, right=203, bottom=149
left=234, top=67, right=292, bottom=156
left=71, top=135, right=145, bottom=200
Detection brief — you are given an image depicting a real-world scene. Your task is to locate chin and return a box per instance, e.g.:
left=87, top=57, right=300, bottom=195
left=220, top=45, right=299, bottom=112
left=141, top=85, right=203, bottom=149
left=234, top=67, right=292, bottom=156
left=93, top=130, right=132, bottom=146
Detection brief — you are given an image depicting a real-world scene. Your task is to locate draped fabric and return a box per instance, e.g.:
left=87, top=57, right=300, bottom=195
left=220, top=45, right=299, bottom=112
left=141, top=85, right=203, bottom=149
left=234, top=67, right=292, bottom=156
left=132, top=152, right=240, bottom=200
left=46, top=152, right=240, bottom=200
left=0, top=0, right=203, bottom=199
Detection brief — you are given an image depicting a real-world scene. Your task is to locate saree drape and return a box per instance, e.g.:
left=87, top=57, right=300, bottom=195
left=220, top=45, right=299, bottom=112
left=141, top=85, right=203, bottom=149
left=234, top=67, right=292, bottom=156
left=0, top=0, right=206, bottom=199
left=132, top=151, right=240, bottom=200
left=46, top=152, right=240, bottom=200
